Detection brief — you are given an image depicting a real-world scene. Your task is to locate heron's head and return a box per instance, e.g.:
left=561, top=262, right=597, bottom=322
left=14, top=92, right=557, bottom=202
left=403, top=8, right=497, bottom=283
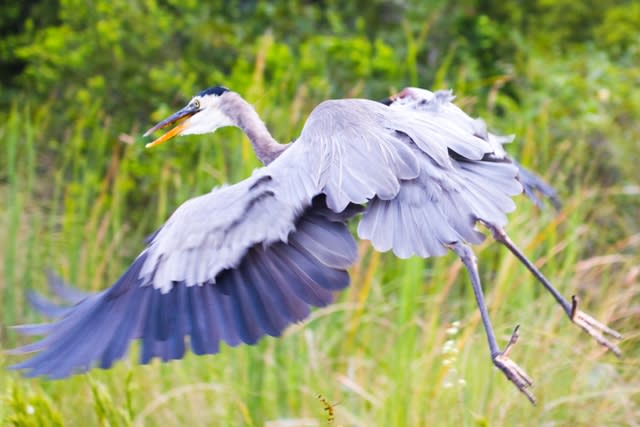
left=144, top=86, right=233, bottom=148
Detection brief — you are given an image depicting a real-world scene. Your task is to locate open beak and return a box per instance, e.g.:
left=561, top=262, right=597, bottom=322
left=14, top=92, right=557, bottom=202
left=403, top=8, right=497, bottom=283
left=143, top=104, right=200, bottom=148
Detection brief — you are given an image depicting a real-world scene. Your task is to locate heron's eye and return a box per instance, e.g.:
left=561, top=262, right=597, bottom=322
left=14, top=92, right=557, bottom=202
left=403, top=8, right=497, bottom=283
left=193, top=99, right=201, bottom=109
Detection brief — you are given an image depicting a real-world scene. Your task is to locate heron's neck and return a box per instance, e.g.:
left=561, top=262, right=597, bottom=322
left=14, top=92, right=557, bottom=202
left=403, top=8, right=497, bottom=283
left=221, top=92, right=287, bottom=165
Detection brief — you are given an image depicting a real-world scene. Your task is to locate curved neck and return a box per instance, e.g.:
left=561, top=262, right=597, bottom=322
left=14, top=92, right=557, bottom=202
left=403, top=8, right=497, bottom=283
left=221, top=92, right=287, bottom=165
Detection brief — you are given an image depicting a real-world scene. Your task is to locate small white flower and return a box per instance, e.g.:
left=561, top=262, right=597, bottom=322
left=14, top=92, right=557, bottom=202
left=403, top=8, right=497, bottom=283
left=26, top=405, right=35, bottom=415
left=442, top=339, right=455, bottom=354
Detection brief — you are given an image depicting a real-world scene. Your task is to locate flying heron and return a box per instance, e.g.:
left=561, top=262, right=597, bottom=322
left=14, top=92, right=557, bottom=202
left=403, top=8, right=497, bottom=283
left=10, top=86, right=621, bottom=404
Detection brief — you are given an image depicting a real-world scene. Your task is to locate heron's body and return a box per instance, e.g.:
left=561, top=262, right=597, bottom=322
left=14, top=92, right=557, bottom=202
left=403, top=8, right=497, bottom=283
left=11, top=86, right=619, bottom=403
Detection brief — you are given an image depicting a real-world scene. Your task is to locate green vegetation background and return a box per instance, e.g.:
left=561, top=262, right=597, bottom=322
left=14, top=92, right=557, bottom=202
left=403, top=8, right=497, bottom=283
left=1, top=1, right=638, bottom=425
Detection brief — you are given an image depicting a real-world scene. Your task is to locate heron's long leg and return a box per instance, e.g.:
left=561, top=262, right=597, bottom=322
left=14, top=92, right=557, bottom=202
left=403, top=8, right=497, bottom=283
left=450, top=242, right=535, bottom=404
left=482, top=221, right=622, bottom=356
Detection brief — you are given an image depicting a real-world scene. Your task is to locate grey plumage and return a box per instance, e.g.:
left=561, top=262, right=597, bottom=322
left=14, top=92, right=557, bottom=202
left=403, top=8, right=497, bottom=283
left=10, top=85, right=620, bottom=404
left=11, top=195, right=358, bottom=377
left=386, top=87, right=561, bottom=209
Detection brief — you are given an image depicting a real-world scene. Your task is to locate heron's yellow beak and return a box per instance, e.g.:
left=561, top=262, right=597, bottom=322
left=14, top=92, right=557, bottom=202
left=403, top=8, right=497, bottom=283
left=145, top=122, right=189, bottom=148
left=143, top=104, right=199, bottom=148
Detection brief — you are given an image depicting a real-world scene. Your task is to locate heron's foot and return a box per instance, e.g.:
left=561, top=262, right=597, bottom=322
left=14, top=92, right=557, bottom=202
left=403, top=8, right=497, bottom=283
left=493, top=325, right=536, bottom=405
left=570, top=296, right=622, bottom=357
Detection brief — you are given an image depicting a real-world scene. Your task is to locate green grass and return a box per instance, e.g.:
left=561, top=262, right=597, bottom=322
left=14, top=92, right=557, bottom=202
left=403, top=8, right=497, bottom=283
left=1, top=50, right=639, bottom=426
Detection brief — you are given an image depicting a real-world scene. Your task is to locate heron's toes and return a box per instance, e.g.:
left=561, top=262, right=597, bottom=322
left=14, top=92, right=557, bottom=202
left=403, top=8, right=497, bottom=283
left=494, top=354, right=535, bottom=404
left=493, top=325, right=536, bottom=405
left=570, top=296, right=622, bottom=357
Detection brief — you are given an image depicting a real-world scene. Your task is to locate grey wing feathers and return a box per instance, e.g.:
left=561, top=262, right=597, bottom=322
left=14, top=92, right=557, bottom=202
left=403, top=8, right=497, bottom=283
left=487, top=132, right=561, bottom=209
left=357, top=138, right=521, bottom=258
left=24, top=269, right=90, bottom=318
left=511, top=158, right=562, bottom=209
left=300, top=93, right=521, bottom=258
left=10, top=195, right=359, bottom=378
left=10, top=138, right=357, bottom=378
left=388, top=87, right=560, bottom=209
left=142, top=144, right=320, bottom=294
left=300, top=100, right=421, bottom=213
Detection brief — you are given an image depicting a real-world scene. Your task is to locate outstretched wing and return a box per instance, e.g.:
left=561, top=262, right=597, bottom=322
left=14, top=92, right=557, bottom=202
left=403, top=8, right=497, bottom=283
left=10, top=146, right=360, bottom=378
left=300, top=96, right=496, bottom=213
left=294, top=92, right=521, bottom=258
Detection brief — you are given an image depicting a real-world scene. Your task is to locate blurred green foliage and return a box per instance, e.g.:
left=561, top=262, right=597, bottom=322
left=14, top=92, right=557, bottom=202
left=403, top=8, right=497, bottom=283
left=2, top=0, right=638, bottom=213
left=1, top=1, right=639, bottom=425
left=2, top=0, right=637, bottom=122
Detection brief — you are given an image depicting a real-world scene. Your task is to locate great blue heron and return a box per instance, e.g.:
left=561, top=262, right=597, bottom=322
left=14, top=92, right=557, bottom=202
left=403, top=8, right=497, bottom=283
left=10, top=86, right=621, bottom=404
